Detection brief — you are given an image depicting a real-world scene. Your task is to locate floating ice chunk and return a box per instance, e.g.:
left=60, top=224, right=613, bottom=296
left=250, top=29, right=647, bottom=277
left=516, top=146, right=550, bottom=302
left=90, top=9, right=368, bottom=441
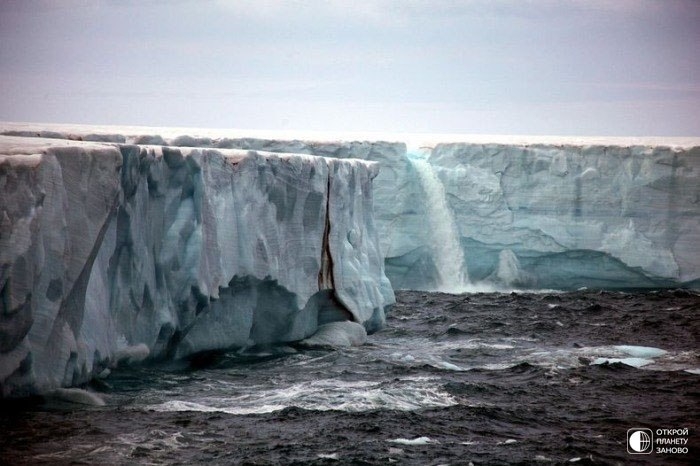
left=591, top=357, right=654, bottom=368
left=299, top=321, right=367, bottom=347
left=318, top=453, right=339, bottom=460
left=613, top=345, right=667, bottom=358
left=114, top=343, right=150, bottom=365
left=150, top=400, right=221, bottom=413
left=498, top=439, right=518, bottom=445
left=684, top=368, right=700, bottom=375
left=389, top=437, right=434, bottom=445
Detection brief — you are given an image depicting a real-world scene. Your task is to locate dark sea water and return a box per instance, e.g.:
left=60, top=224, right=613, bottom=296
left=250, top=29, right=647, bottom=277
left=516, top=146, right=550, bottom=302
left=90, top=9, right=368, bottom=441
left=2, top=290, right=699, bottom=465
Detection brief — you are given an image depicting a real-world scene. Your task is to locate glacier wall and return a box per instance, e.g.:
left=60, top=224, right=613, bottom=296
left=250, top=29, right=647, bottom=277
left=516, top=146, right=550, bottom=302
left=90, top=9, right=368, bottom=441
left=0, top=135, right=393, bottom=396
left=2, top=124, right=699, bottom=294
left=428, top=143, right=700, bottom=290
left=105, top=131, right=697, bottom=291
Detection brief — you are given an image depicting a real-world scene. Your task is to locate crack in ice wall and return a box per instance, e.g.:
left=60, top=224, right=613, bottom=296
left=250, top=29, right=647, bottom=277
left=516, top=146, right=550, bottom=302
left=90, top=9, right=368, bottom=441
left=318, top=172, right=335, bottom=291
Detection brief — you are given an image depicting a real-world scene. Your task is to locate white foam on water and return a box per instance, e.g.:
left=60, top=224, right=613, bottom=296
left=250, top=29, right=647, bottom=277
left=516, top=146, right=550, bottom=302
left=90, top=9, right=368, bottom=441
left=48, top=388, right=106, bottom=406
left=385, top=338, right=519, bottom=372
left=144, top=377, right=457, bottom=414
left=485, top=343, right=516, bottom=350
left=436, top=360, right=465, bottom=371
left=450, top=343, right=697, bottom=373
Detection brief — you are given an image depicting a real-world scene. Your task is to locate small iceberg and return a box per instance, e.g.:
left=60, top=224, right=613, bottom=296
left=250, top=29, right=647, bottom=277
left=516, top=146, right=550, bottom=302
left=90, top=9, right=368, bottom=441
left=591, top=357, right=654, bottom=368
left=613, top=345, right=667, bottom=358
left=299, top=321, right=367, bottom=347
left=591, top=345, right=669, bottom=368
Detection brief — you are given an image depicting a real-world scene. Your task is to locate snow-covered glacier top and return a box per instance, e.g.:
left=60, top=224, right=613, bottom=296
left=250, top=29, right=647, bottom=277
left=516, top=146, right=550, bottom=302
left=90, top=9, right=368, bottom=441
left=3, top=121, right=700, bottom=148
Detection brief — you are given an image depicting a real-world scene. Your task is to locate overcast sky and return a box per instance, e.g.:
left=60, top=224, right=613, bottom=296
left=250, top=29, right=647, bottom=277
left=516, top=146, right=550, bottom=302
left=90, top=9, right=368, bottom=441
left=1, top=0, right=699, bottom=136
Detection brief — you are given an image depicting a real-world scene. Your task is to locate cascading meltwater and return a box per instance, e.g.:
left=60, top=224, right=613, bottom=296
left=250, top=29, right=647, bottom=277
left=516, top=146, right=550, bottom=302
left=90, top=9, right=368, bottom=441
left=407, top=149, right=469, bottom=292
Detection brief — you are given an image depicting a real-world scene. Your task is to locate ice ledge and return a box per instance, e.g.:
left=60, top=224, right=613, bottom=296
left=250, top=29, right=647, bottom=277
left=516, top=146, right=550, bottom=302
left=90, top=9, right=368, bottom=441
left=0, top=136, right=393, bottom=397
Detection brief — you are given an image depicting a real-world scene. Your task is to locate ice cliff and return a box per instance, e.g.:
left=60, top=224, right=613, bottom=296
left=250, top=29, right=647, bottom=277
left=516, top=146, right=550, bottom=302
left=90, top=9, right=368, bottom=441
left=3, top=125, right=699, bottom=294
left=0, top=135, right=393, bottom=396
left=92, top=129, right=696, bottom=291
left=425, top=142, right=700, bottom=290
left=228, top=138, right=700, bottom=291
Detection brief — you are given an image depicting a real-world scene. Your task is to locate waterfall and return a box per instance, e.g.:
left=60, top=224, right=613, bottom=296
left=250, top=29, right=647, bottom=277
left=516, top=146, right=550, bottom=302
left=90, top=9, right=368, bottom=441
left=409, top=152, right=469, bottom=292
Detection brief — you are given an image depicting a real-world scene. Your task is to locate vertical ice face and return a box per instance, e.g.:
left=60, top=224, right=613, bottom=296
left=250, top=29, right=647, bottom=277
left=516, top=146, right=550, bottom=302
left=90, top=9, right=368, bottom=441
left=0, top=136, right=394, bottom=397
left=428, top=142, right=700, bottom=289
left=407, top=151, right=469, bottom=292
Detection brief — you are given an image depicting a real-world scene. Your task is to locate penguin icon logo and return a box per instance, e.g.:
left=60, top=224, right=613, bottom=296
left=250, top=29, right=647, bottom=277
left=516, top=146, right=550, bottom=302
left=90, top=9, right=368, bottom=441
left=627, top=428, right=653, bottom=454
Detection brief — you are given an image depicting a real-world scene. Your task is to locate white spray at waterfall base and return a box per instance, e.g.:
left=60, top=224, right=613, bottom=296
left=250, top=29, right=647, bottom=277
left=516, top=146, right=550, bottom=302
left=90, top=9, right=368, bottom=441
left=409, top=151, right=470, bottom=292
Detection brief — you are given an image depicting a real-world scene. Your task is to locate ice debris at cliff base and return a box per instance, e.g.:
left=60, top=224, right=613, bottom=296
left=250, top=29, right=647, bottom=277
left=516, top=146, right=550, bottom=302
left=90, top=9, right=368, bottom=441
left=0, top=135, right=394, bottom=396
left=299, top=321, right=368, bottom=348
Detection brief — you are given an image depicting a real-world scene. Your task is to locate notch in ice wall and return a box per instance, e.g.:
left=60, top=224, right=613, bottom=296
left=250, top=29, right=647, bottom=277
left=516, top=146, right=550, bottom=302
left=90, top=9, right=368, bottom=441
left=0, top=135, right=394, bottom=397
